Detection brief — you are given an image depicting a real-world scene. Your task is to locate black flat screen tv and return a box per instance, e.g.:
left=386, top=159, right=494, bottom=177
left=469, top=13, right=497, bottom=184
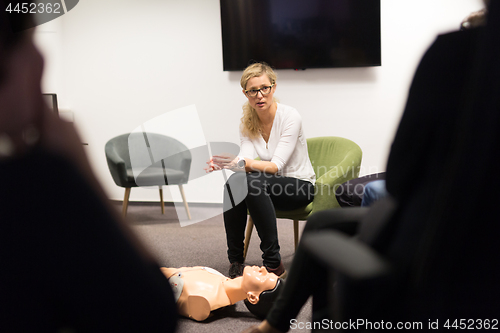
left=220, top=0, right=381, bottom=71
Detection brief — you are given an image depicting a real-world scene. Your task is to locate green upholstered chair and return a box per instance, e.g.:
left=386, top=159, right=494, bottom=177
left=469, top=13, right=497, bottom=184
left=105, top=133, right=192, bottom=218
left=243, top=136, right=362, bottom=261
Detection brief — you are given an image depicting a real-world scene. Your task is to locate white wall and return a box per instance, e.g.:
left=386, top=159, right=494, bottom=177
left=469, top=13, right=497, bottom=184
left=35, top=0, right=484, bottom=203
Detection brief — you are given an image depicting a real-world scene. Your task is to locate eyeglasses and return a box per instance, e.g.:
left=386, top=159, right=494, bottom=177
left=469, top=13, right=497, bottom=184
left=244, top=84, right=274, bottom=97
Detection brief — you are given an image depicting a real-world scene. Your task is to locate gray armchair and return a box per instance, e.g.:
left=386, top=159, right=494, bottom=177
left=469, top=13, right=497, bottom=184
left=105, top=132, right=192, bottom=218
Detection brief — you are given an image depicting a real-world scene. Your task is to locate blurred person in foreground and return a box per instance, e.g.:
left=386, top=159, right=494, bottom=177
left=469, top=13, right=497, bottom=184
left=0, top=2, right=177, bottom=332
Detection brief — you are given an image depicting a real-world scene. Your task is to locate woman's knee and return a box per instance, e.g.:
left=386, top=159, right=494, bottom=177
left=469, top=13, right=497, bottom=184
left=245, top=172, right=268, bottom=195
left=224, top=172, right=249, bottom=207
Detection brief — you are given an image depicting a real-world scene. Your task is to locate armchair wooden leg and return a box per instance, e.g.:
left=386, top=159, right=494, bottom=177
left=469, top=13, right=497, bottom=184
left=122, top=187, right=131, bottom=217
left=293, top=220, right=299, bottom=251
left=159, top=187, right=164, bottom=214
left=178, top=184, right=191, bottom=220
left=243, top=216, right=254, bottom=262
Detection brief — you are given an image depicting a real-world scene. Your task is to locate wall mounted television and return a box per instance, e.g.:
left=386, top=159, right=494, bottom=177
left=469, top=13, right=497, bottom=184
left=220, top=0, right=381, bottom=71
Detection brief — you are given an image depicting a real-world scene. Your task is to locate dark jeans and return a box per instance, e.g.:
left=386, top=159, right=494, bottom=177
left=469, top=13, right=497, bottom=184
left=223, top=172, right=314, bottom=268
left=266, top=208, right=368, bottom=332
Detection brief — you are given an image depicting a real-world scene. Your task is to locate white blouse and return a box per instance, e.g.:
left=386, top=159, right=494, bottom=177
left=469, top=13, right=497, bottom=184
left=239, top=103, right=316, bottom=185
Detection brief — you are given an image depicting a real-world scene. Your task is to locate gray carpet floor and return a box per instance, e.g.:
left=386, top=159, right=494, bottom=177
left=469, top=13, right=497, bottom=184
left=115, top=201, right=313, bottom=333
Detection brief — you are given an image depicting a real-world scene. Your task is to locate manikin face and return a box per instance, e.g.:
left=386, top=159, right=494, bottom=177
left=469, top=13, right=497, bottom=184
left=243, top=74, right=276, bottom=114
left=241, top=266, right=278, bottom=304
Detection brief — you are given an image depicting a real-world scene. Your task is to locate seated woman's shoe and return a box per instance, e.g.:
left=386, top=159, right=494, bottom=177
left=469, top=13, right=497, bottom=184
left=264, top=261, right=287, bottom=279
left=228, top=262, right=245, bottom=278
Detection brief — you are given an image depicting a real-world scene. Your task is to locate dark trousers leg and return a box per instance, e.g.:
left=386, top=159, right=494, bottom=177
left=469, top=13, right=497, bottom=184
left=223, top=172, right=314, bottom=268
left=266, top=207, right=368, bottom=332
left=223, top=172, right=250, bottom=264
left=244, top=173, right=281, bottom=267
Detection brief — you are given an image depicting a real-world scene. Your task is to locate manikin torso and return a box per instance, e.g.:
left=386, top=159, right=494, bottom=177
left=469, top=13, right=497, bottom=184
left=160, top=266, right=277, bottom=321
left=161, top=267, right=240, bottom=321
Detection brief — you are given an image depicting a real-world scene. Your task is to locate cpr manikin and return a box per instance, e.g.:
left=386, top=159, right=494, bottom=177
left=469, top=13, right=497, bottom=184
left=161, top=266, right=282, bottom=321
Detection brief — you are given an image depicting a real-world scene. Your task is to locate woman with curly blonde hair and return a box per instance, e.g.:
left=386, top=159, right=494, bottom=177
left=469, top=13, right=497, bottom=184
left=207, top=62, right=315, bottom=279
left=239, top=63, right=277, bottom=139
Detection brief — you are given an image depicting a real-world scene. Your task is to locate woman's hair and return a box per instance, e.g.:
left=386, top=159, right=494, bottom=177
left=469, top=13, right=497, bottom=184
left=460, top=8, right=487, bottom=30
left=239, top=62, right=277, bottom=138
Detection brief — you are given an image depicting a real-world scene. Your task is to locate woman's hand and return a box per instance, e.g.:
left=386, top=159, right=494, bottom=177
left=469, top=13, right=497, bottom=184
left=205, top=154, right=279, bottom=174
left=213, top=153, right=238, bottom=170
left=204, top=157, right=219, bottom=173
left=205, top=154, right=239, bottom=172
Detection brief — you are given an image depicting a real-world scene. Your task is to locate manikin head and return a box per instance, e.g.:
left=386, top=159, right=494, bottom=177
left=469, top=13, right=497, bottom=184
left=241, top=266, right=284, bottom=319
left=241, top=266, right=279, bottom=304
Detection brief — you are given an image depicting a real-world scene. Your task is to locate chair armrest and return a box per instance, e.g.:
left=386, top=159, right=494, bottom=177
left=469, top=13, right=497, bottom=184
left=302, top=230, right=390, bottom=280
left=311, top=154, right=362, bottom=213
left=106, top=147, right=125, bottom=165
